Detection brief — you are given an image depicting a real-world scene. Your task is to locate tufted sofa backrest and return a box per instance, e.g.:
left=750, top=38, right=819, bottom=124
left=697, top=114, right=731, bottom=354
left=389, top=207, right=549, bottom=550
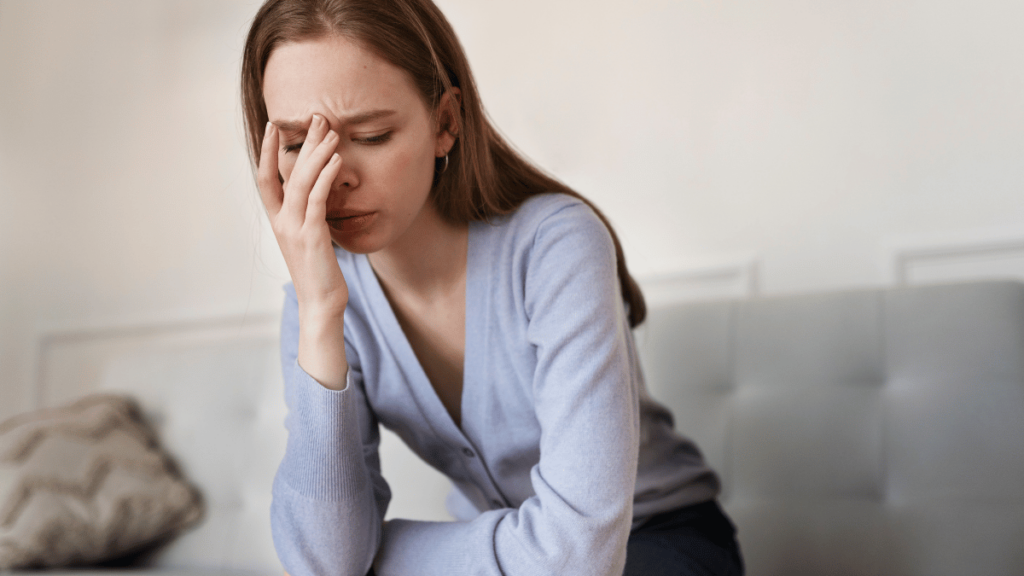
left=39, top=281, right=1023, bottom=573
left=635, top=280, right=1024, bottom=576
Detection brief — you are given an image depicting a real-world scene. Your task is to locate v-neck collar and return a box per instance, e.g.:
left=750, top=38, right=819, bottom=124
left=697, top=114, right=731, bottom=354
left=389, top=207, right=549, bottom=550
left=354, top=223, right=482, bottom=445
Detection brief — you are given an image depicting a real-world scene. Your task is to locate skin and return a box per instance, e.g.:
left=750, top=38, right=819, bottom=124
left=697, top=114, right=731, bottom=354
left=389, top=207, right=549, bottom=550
left=259, top=34, right=467, bottom=426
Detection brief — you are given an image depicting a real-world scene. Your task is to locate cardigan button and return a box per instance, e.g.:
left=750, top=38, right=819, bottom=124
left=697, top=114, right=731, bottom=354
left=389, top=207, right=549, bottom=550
left=461, top=447, right=476, bottom=458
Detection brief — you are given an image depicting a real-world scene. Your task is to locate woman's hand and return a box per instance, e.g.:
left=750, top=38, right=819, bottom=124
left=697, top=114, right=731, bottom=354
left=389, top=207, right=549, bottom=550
left=259, top=114, right=349, bottom=389
left=259, top=114, right=348, bottom=314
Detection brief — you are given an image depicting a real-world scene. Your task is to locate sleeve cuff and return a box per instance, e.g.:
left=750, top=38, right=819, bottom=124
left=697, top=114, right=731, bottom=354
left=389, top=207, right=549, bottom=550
left=279, top=362, right=370, bottom=501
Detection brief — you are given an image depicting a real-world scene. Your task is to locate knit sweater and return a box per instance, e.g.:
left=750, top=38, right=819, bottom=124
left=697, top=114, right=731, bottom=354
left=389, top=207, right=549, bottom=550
left=271, top=193, right=720, bottom=576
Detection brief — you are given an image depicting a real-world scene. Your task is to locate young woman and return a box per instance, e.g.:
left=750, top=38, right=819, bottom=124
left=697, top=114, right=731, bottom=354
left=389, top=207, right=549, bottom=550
left=241, top=1, right=743, bottom=574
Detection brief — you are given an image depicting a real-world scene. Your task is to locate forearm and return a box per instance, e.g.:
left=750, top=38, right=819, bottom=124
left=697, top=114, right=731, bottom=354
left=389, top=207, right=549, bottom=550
left=273, top=362, right=385, bottom=576
left=297, top=303, right=348, bottom=390
left=374, top=491, right=632, bottom=576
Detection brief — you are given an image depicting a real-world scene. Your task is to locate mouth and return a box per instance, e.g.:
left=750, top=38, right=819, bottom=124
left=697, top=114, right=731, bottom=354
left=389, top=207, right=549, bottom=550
left=326, top=211, right=375, bottom=233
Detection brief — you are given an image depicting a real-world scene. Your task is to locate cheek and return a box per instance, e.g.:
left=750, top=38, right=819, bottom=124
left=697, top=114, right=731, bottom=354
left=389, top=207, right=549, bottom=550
left=376, top=142, right=435, bottom=197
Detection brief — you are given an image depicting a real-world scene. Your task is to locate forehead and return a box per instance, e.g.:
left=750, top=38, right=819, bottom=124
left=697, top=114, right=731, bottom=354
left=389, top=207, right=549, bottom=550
left=262, top=35, right=424, bottom=122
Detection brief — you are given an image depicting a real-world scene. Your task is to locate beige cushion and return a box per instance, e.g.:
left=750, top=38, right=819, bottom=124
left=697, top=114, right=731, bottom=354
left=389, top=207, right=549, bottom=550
left=0, top=394, right=202, bottom=568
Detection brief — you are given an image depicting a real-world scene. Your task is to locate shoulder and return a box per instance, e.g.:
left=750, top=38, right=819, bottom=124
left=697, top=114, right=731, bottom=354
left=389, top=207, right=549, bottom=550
left=474, top=194, right=618, bottom=310
left=471, top=193, right=615, bottom=292
left=482, top=193, right=612, bottom=257
left=522, top=193, right=615, bottom=264
left=513, top=192, right=603, bottom=232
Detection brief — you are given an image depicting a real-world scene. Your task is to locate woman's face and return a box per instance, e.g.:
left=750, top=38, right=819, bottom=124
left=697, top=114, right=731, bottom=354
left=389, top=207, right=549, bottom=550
left=262, top=35, right=452, bottom=254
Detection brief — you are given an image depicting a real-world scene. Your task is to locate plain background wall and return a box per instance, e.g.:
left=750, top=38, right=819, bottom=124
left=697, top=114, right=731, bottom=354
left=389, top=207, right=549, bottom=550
left=1, top=0, right=1023, bottom=519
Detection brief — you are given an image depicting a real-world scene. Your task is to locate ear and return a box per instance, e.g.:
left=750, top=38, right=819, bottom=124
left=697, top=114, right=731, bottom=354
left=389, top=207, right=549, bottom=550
left=434, top=87, right=462, bottom=157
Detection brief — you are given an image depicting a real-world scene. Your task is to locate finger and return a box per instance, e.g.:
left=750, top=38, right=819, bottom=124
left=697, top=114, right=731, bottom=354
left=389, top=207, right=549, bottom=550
left=305, top=153, right=341, bottom=225
left=283, top=129, right=339, bottom=216
left=294, top=113, right=328, bottom=170
left=257, top=122, right=284, bottom=216
left=280, top=114, right=325, bottom=217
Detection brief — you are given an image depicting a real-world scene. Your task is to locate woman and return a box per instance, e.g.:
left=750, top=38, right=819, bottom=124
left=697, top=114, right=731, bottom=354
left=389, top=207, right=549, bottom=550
left=241, top=0, right=743, bottom=574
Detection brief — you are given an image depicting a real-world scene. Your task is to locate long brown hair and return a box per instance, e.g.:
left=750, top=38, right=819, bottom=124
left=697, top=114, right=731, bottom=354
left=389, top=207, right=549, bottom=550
left=241, top=0, right=646, bottom=326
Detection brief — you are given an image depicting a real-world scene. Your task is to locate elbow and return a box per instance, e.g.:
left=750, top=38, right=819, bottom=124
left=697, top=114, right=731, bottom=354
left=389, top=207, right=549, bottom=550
left=270, top=489, right=380, bottom=576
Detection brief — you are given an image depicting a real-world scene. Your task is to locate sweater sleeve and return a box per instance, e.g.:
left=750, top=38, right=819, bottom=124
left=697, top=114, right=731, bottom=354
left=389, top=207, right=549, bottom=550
left=374, top=202, right=640, bottom=576
left=270, top=284, right=391, bottom=576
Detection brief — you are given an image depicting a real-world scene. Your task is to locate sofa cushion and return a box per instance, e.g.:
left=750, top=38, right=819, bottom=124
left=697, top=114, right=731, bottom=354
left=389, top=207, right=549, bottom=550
left=0, top=394, right=202, bottom=568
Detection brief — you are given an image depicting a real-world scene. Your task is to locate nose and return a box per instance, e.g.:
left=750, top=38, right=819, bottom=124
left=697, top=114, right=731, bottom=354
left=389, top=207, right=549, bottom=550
left=331, top=152, right=359, bottom=190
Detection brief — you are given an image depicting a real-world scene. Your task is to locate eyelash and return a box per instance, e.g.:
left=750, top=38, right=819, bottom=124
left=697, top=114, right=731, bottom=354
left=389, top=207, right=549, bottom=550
left=357, top=132, right=392, bottom=145
left=283, top=132, right=392, bottom=153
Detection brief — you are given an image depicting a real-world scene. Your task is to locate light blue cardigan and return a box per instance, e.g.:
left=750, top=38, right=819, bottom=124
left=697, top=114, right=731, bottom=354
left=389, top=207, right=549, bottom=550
left=271, top=194, right=720, bottom=576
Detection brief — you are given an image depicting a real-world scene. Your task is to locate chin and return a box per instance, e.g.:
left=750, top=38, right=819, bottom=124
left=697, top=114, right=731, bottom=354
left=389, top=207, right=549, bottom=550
left=330, top=231, right=386, bottom=255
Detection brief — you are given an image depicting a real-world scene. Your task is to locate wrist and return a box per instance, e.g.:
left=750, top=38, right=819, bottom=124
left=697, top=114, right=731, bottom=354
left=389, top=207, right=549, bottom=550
left=297, top=292, right=347, bottom=321
left=297, top=309, right=348, bottom=391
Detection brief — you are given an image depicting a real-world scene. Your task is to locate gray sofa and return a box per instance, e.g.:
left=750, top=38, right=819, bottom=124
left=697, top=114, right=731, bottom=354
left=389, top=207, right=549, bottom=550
left=636, top=280, right=1024, bottom=576
left=11, top=280, right=1024, bottom=575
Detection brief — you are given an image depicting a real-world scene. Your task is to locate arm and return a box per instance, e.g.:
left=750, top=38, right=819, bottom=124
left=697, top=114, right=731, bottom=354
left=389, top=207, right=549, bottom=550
left=374, top=202, right=640, bottom=576
left=261, top=116, right=389, bottom=575
left=271, top=285, right=391, bottom=576
left=259, top=116, right=349, bottom=390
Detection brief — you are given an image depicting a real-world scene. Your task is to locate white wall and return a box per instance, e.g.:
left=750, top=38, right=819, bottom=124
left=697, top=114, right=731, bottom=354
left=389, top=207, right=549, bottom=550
left=443, top=0, right=1024, bottom=292
left=0, top=0, right=277, bottom=419
left=2, top=0, right=1023, bottom=524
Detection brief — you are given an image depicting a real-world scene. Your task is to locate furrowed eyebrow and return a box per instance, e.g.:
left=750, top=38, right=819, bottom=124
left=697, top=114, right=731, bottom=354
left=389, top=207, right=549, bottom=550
left=343, top=109, right=396, bottom=125
left=273, top=110, right=397, bottom=133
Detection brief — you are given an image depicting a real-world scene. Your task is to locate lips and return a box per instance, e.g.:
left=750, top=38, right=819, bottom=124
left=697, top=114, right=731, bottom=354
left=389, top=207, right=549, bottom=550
left=328, top=208, right=371, bottom=220
left=326, top=210, right=375, bottom=233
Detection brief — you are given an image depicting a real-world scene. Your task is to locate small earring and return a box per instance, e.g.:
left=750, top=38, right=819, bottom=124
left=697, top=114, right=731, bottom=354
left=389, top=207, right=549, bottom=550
left=440, top=154, right=449, bottom=174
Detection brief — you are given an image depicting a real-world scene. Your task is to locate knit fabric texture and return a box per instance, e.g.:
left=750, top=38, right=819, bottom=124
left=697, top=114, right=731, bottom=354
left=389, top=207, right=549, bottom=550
left=271, top=194, right=719, bottom=576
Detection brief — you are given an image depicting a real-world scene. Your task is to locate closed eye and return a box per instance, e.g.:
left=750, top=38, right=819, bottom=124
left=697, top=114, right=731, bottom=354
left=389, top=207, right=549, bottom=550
left=283, top=142, right=303, bottom=153
left=355, top=132, right=392, bottom=145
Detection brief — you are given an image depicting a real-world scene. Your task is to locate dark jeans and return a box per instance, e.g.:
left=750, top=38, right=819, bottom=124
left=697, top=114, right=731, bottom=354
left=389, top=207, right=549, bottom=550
left=624, top=500, right=744, bottom=576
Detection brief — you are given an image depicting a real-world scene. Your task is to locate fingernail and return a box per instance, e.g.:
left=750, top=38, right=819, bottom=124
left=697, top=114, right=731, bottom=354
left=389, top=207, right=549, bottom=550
left=330, top=153, right=340, bottom=164
left=311, top=114, right=319, bottom=125
left=264, top=121, right=271, bottom=135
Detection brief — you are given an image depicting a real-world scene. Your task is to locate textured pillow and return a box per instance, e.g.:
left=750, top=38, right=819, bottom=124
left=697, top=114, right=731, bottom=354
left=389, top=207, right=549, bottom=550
left=0, top=394, right=203, bottom=568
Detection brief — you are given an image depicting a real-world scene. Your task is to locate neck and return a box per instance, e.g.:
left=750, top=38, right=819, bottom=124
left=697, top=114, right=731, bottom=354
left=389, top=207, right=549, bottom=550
left=368, top=202, right=468, bottom=297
